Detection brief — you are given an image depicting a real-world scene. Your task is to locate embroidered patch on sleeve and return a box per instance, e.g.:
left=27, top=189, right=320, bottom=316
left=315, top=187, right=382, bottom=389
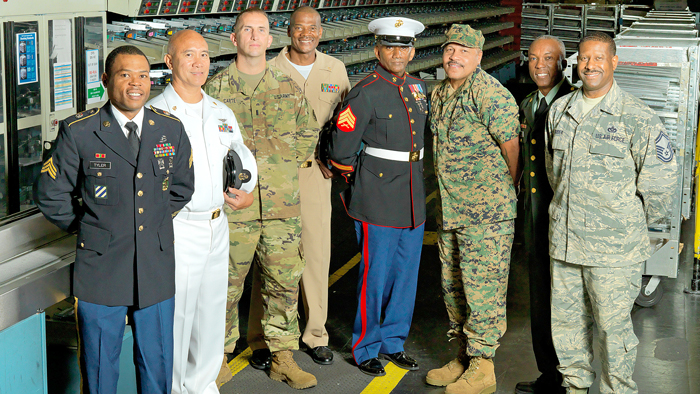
left=655, top=131, right=674, bottom=163
left=41, top=157, right=57, bottom=179
left=337, top=106, right=356, bottom=132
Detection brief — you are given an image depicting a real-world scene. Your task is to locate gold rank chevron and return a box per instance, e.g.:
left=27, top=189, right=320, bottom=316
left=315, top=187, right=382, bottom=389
left=41, top=157, right=57, bottom=179
left=337, top=107, right=357, bottom=131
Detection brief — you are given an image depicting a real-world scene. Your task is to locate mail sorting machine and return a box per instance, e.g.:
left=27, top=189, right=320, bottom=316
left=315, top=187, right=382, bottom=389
left=563, top=9, right=700, bottom=307
left=104, top=0, right=519, bottom=94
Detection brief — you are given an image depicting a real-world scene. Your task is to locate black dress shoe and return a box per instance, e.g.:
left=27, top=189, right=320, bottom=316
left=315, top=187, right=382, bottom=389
left=249, top=349, right=271, bottom=370
left=380, top=351, right=419, bottom=371
left=307, top=346, right=334, bottom=365
left=358, top=358, right=386, bottom=377
left=515, top=379, right=566, bottom=394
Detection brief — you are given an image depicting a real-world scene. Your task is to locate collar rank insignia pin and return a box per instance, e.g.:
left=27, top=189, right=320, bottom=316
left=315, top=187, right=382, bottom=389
left=103, top=121, right=110, bottom=127
left=149, top=119, right=155, bottom=126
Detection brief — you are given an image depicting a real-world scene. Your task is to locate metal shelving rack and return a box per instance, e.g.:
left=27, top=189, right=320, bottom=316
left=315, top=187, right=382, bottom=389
left=551, top=4, right=583, bottom=55
left=520, top=3, right=551, bottom=53
left=584, top=4, right=617, bottom=37
left=105, top=0, right=518, bottom=94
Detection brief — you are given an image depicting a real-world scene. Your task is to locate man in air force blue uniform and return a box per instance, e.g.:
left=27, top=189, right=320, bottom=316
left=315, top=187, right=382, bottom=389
left=34, top=45, right=194, bottom=394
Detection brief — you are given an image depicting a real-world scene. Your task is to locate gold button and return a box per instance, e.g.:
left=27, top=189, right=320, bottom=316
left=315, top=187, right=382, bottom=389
left=97, top=172, right=102, bottom=177
left=412, top=131, right=416, bottom=135
left=409, top=108, right=412, bottom=112
left=167, top=170, right=170, bottom=174
left=138, top=208, right=144, bottom=214
left=404, top=97, right=408, bottom=101
left=531, top=188, right=536, bottom=193
left=400, top=87, right=403, bottom=92
left=413, top=143, right=417, bottom=148
left=531, top=139, right=536, bottom=144
left=80, top=242, right=85, bottom=248
left=389, top=114, right=392, bottom=119
left=530, top=172, right=535, bottom=177
left=138, top=190, right=144, bottom=197
left=410, top=119, right=415, bottom=124
left=137, top=172, right=143, bottom=178
left=138, top=225, right=144, bottom=231
left=531, top=155, right=536, bottom=161
left=379, top=173, right=383, bottom=177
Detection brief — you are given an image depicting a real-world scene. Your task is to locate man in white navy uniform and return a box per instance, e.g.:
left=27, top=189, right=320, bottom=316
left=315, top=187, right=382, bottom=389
left=147, top=30, right=257, bottom=394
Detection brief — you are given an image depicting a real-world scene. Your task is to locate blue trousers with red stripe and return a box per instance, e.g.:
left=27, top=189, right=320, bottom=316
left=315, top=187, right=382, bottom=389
left=352, top=221, right=424, bottom=365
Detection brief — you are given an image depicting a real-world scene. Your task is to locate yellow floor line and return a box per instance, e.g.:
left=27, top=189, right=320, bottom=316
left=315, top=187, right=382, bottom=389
left=360, top=363, right=409, bottom=393
left=423, top=231, right=438, bottom=245
left=328, top=253, right=362, bottom=287
left=228, top=347, right=252, bottom=374
left=426, top=189, right=438, bottom=204
left=228, top=254, right=363, bottom=375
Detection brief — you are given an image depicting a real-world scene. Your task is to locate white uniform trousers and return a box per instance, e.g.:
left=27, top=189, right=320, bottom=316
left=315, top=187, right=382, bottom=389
left=172, top=213, right=228, bottom=394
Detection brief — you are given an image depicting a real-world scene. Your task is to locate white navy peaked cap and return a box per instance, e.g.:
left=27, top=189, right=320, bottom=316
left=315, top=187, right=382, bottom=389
left=369, top=17, right=425, bottom=47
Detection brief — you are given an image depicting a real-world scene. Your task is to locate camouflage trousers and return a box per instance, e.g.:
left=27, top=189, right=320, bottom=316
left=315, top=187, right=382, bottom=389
left=551, top=259, right=643, bottom=394
left=225, top=217, right=305, bottom=354
left=437, top=220, right=514, bottom=358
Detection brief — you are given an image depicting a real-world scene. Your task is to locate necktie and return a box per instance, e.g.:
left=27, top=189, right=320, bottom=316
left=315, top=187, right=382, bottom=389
left=534, top=96, right=548, bottom=120
left=125, top=121, right=140, bottom=159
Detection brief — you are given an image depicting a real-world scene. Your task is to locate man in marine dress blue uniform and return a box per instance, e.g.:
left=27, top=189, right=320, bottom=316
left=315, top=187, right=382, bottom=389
left=34, top=45, right=195, bottom=394
left=328, top=16, right=428, bottom=377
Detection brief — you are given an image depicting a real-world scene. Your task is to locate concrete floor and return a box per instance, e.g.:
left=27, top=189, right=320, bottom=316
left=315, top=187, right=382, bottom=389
left=220, top=129, right=700, bottom=393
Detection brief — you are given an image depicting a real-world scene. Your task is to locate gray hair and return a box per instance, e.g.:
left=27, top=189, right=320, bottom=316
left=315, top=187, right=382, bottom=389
left=530, top=35, right=566, bottom=61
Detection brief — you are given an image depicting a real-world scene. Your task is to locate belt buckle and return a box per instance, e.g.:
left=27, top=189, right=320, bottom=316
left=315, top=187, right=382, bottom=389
left=409, top=150, right=420, bottom=162
left=212, top=209, right=221, bottom=220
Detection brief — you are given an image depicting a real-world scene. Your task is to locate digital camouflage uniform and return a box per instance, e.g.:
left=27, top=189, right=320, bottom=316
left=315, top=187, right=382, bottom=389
left=545, top=81, right=678, bottom=393
left=204, top=62, right=319, bottom=353
left=430, top=66, right=519, bottom=358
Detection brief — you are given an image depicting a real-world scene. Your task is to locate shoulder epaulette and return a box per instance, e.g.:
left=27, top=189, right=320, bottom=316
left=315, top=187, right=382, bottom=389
left=359, top=72, right=379, bottom=88
left=68, top=107, right=100, bottom=127
left=149, top=105, right=181, bottom=122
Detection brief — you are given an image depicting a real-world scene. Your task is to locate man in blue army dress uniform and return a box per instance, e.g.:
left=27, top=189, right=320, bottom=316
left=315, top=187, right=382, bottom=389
left=328, top=16, right=428, bottom=377
left=515, top=35, right=572, bottom=394
left=34, top=45, right=195, bottom=394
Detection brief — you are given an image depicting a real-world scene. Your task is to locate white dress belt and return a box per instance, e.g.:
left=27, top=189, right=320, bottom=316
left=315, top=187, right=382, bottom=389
left=363, top=146, right=424, bottom=162
left=176, top=208, right=223, bottom=221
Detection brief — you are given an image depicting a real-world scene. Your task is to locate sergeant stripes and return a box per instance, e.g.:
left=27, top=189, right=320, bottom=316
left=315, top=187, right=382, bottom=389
left=41, top=157, right=57, bottom=180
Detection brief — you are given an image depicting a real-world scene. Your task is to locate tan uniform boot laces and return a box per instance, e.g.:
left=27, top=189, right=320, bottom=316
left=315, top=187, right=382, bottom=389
left=269, top=350, right=318, bottom=390
left=445, top=357, right=496, bottom=394
left=426, top=358, right=466, bottom=386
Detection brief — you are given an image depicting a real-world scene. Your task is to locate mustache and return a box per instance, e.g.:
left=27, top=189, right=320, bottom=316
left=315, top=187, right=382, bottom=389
left=583, top=69, right=603, bottom=74
left=447, top=61, right=463, bottom=67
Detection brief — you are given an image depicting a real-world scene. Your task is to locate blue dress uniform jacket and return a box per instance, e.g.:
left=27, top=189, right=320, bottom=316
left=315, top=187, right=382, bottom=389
left=35, top=103, right=195, bottom=308
left=329, top=66, right=428, bottom=228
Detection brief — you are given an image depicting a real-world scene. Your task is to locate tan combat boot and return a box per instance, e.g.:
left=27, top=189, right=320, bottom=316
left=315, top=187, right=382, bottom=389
left=426, top=358, right=466, bottom=386
left=445, top=356, right=496, bottom=394
left=269, top=350, right=317, bottom=390
left=216, top=357, right=232, bottom=387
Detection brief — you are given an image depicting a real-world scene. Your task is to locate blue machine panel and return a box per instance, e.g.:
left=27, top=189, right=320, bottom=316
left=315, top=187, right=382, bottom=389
left=0, top=312, right=48, bottom=394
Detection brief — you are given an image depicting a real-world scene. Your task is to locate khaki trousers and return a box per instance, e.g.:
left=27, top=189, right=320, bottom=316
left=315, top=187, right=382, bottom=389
left=248, top=159, right=333, bottom=350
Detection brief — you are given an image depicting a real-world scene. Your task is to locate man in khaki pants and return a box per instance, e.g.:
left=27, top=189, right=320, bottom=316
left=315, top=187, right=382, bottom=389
left=247, top=5, right=351, bottom=368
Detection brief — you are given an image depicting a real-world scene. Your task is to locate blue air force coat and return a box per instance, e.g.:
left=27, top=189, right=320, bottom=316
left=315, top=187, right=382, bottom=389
left=328, top=66, right=428, bottom=228
left=34, top=103, right=195, bottom=308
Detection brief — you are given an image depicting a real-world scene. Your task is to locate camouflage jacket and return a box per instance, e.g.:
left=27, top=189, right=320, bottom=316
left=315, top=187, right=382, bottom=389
left=204, top=62, right=319, bottom=222
left=430, top=68, right=519, bottom=231
left=545, top=81, right=678, bottom=267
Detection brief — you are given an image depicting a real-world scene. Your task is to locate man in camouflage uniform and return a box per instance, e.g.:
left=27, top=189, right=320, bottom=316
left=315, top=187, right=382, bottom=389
left=427, top=24, right=520, bottom=394
left=545, top=32, right=677, bottom=394
left=204, top=7, right=320, bottom=390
